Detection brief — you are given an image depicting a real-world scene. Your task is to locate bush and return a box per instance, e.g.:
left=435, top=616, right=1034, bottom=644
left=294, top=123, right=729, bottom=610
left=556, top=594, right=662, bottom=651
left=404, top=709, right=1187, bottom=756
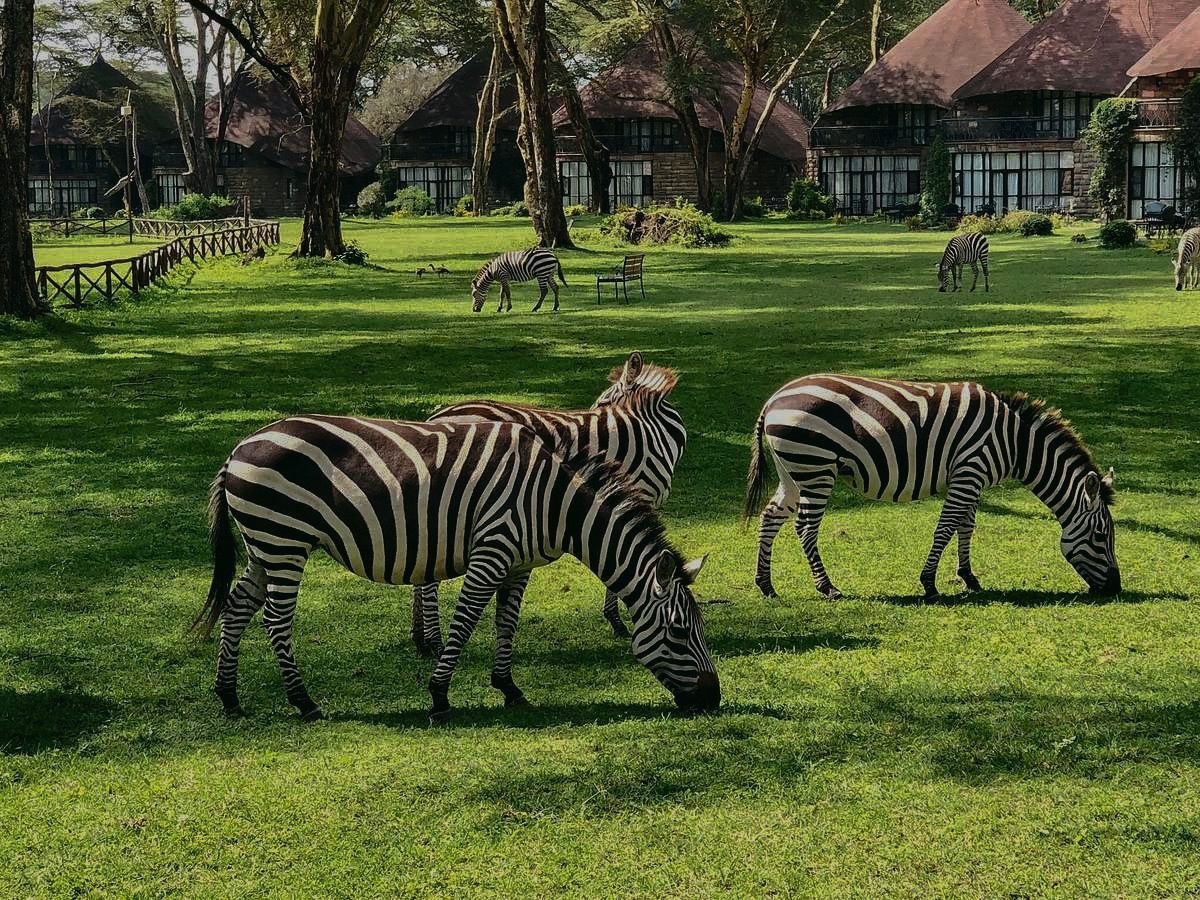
left=488, top=200, right=529, bottom=217
left=999, top=210, right=1035, bottom=233
left=957, top=214, right=1000, bottom=235
left=786, top=178, right=834, bottom=217
left=1019, top=213, right=1054, bottom=236
left=74, top=206, right=106, bottom=219
left=564, top=204, right=587, bottom=218
left=334, top=241, right=369, bottom=265
left=356, top=182, right=388, bottom=218
left=1071, top=232, right=1090, bottom=243
left=598, top=199, right=730, bottom=248
left=833, top=212, right=847, bottom=226
left=388, top=186, right=434, bottom=216
left=157, top=193, right=237, bottom=221
left=919, top=134, right=952, bottom=227
left=454, top=194, right=474, bottom=217
left=905, top=215, right=923, bottom=231
left=1099, top=220, right=1138, bottom=249
left=742, top=196, right=766, bottom=218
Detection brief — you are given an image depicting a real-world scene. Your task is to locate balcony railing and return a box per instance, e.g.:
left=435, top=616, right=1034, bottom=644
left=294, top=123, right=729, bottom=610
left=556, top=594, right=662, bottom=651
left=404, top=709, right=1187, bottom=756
left=1135, top=99, right=1182, bottom=129
left=938, top=116, right=1087, bottom=143
left=557, top=134, right=683, bottom=155
left=28, top=158, right=109, bottom=175
left=809, top=125, right=932, bottom=149
left=383, top=142, right=474, bottom=162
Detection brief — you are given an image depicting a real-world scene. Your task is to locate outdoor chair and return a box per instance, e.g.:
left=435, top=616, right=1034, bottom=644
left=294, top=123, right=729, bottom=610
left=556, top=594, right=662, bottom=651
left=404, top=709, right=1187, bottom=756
left=1140, top=201, right=1167, bottom=238
left=596, top=254, right=646, bottom=304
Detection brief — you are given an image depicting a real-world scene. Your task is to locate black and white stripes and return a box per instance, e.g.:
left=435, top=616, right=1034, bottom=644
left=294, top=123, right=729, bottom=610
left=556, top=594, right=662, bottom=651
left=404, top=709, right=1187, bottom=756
left=197, top=416, right=718, bottom=722
left=471, top=248, right=567, bottom=312
left=1176, top=227, right=1199, bottom=290
left=939, top=232, right=990, bottom=293
left=746, top=375, right=1119, bottom=599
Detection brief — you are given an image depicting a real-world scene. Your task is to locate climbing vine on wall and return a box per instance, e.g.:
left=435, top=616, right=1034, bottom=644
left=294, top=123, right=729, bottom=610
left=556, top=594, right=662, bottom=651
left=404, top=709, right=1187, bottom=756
left=1081, top=98, right=1139, bottom=221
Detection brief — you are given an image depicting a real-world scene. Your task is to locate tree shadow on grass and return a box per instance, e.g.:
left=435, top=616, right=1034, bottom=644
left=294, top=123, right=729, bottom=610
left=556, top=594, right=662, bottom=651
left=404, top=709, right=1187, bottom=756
left=879, top=588, right=1180, bottom=608
left=0, top=687, right=115, bottom=755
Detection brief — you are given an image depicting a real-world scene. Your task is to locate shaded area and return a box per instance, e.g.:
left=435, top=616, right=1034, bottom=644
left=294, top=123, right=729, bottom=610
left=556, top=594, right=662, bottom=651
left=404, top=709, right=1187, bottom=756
left=0, top=687, right=115, bottom=755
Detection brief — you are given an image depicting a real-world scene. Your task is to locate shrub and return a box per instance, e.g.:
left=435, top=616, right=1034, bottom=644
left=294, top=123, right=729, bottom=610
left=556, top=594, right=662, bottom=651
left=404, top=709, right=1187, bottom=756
left=1071, top=232, right=1090, bottom=243
left=742, top=196, right=766, bottom=218
left=1099, top=220, right=1138, bottom=249
left=74, top=206, right=106, bottom=219
left=833, top=212, right=847, bottom=226
left=786, top=178, right=834, bottom=217
left=998, top=209, right=1034, bottom=234
left=564, top=204, right=587, bottom=218
left=388, top=186, right=434, bottom=216
left=919, top=134, right=951, bottom=227
left=157, top=193, right=237, bottom=221
left=1082, top=98, right=1139, bottom=220
left=598, top=199, right=730, bottom=248
left=1019, top=213, right=1054, bottom=236
left=356, top=182, right=388, bottom=218
left=905, top=215, right=923, bottom=231
left=334, top=241, right=369, bottom=265
left=511, top=200, right=530, bottom=217
left=454, top=194, right=474, bottom=217
left=957, top=214, right=1000, bottom=235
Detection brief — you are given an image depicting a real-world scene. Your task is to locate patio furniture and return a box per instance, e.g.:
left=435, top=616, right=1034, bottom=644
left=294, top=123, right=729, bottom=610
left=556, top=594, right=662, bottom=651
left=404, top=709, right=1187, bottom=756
left=596, top=254, right=646, bottom=304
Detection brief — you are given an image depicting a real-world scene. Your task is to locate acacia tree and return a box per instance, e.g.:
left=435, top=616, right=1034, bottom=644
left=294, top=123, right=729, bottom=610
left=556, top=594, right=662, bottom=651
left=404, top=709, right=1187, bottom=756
left=187, top=0, right=397, bottom=256
left=470, top=37, right=506, bottom=215
left=1, top=0, right=47, bottom=318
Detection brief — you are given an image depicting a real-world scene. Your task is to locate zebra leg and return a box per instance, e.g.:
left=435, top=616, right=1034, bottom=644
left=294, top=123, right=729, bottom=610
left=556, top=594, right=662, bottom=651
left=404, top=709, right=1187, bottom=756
left=919, top=479, right=983, bottom=597
left=794, top=488, right=840, bottom=599
left=490, top=574, right=532, bottom=707
left=956, top=503, right=982, bottom=591
left=754, top=484, right=796, bottom=598
left=531, top=279, right=547, bottom=312
left=603, top=588, right=630, bottom=639
left=428, top=558, right=507, bottom=724
left=551, top=280, right=560, bottom=311
left=411, top=582, right=444, bottom=658
left=213, top=563, right=268, bottom=717
left=968, top=261, right=979, bottom=292
left=504, top=282, right=512, bottom=312
left=982, top=259, right=990, bottom=292
left=261, top=567, right=323, bottom=721
left=953, top=264, right=962, bottom=292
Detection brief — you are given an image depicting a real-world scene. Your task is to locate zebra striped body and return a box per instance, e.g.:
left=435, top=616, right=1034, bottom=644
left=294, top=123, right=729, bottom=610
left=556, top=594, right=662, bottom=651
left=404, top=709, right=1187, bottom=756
left=939, top=232, right=990, bottom=292
left=1176, top=227, right=1200, bottom=291
left=412, top=352, right=686, bottom=653
left=472, top=248, right=566, bottom=312
left=746, top=375, right=1119, bottom=599
left=197, top=416, right=718, bottom=722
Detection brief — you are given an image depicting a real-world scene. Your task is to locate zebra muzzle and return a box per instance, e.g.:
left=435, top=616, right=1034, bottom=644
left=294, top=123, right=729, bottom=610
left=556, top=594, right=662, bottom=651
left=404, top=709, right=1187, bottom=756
left=673, top=670, right=720, bottom=713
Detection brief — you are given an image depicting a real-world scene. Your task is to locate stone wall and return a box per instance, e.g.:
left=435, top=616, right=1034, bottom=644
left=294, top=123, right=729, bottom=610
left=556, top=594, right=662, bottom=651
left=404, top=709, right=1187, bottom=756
left=219, top=157, right=304, bottom=217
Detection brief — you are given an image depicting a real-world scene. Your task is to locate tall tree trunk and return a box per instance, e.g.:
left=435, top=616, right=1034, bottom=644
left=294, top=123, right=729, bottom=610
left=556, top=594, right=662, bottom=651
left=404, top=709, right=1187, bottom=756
left=495, top=0, right=573, bottom=248
left=869, top=0, right=883, bottom=65
left=0, top=0, right=47, bottom=318
left=299, top=42, right=355, bottom=257
left=129, top=100, right=151, bottom=214
left=471, top=39, right=503, bottom=216
left=646, top=22, right=711, bottom=209
left=821, top=63, right=836, bottom=111
left=556, top=63, right=610, bottom=213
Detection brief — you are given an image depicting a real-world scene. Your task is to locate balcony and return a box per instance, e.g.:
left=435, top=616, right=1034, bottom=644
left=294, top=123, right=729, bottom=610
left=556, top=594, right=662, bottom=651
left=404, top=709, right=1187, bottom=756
left=28, top=157, right=109, bottom=175
left=383, top=142, right=474, bottom=162
left=1135, top=99, right=1182, bottom=129
left=809, top=125, right=931, bottom=149
left=938, top=116, right=1084, bottom=143
left=557, top=134, right=683, bottom=155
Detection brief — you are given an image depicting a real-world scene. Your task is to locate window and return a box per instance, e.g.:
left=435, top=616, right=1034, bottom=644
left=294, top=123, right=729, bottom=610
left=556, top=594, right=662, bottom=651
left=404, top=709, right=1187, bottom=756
left=614, top=119, right=677, bottom=153
left=156, top=173, right=186, bottom=207
left=1129, top=142, right=1181, bottom=219
left=561, top=160, right=590, bottom=208
left=819, top=155, right=920, bottom=214
left=896, top=105, right=938, bottom=145
left=394, top=165, right=472, bottom=212
left=1037, top=92, right=1102, bottom=140
left=451, top=128, right=474, bottom=156
left=558, top=160, right=654, bottom=209
left=952, top=150, right=1076, bottom=214
left=218, top=141, right=244, bottom=167
left=27, top=178, right=99, bottom=215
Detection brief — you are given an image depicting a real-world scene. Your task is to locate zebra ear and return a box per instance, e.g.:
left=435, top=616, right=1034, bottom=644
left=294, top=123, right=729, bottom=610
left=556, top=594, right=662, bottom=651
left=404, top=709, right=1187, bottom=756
left=681, top=555, right=706, bottom=584
left=624, top=351, right=644, bottom=387
left=1082, top=471, right=1102, bottom=506
left=1102, top=467, right=1115, bottom=488
left=653, top=549, right=677, bottom=592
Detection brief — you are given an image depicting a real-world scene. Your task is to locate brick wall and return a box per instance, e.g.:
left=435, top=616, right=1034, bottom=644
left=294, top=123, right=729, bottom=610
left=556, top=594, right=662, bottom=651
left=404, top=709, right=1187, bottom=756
left=219, top=154, right=304, bottom=217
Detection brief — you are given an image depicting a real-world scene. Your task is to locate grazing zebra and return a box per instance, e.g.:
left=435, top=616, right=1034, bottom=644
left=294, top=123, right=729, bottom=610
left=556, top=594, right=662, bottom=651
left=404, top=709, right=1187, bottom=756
left=939, top=232, right=989, bottom=292
left=746, top=375, right=1120, bottom=599
left=195, top=416, right=718, bottom=723
left=1176, top=227, right=1200, bottom=291
left=411, top=351, right=687, bottom=655
left=472, top=248, right=566, bottom=312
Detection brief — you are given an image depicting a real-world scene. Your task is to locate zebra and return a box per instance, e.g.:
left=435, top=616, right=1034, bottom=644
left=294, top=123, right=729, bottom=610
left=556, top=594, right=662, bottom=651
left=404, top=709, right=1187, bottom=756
left=1176, top=227, right=1200, bottom=291
left=939, top=232, right=989, bottom=292
left=471, top=248, right=566, bottom=312
left=411, top=351, right=687, bottom=655
left=745, top=375, right=1120, bottom=599
left=194, top=416, right=718, bottom=723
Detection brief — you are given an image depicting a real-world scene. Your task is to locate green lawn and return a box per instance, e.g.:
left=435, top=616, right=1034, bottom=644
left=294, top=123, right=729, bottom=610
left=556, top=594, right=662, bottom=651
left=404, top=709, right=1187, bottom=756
left=3, top=216, right=1199, bottom=898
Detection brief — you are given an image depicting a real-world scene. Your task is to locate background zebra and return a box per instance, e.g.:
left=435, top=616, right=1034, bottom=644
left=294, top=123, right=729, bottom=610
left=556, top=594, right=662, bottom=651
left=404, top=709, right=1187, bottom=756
left=1176, top=227, right=1200, bottom=290
left=196, top=416, right=718, bottom=723
left=412, top=351, right=687, bottom=655
left=471, top=248, right=566, bottom=312
left=939, top=232, right=989, bottom=292
left=745, top=374, right=1119, bottom=599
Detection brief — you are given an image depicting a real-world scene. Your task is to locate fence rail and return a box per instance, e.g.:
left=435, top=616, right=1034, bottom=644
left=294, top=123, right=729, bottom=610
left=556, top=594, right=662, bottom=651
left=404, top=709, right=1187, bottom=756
left=35, top=220, right=281, bottom=309
left=29, top=217, right=133, bottom=237
left=131, top=215, right=246, bottom=238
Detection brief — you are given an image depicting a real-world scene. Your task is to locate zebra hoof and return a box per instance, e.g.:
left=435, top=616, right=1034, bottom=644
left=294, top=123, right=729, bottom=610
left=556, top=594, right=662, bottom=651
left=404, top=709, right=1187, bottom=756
left=300, top=706, right=325, bottom=723
left=823, top=587, right=843, bottom=600
left=921, top=583, right=940, bottom=599
left=504, top=692, right=529, bottom=708
left=222, top=704, right=247, bottom=719
left=606, top=618, right=632, bottom=640
left=414, top=642, right=443, bottom=659
left=755, top=578, right=778, bottom=599
left=958, top=570, right=982, bottom=591
left=428, top=708, right=452, bottom=726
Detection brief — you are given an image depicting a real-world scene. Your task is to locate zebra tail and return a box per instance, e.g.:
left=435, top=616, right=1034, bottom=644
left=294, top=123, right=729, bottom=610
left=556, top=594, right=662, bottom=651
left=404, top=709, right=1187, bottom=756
left=744, top=408, right=770, bottom=521
left=557, top=258, right=567, bottom=285
left=192, top=465, right=237, bottom=640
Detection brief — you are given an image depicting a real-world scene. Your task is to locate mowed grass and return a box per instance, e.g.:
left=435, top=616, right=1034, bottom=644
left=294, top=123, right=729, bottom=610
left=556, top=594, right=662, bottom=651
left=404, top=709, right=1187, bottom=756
left=3, top=216, right=1200, bottom=898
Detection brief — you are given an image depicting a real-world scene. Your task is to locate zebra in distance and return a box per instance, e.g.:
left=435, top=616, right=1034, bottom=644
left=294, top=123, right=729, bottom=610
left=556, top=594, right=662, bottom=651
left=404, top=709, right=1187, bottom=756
left=745, top=375, right=1120, bottom=599
left=939, top=232, right=989, bottom=293
left=411, top=351, right=687, bottom=656
left=195, top=416, right=718, bottom=723
left=471, top=248, right=566, bottom=312
left=1176, top=227, right=1200, bottom=290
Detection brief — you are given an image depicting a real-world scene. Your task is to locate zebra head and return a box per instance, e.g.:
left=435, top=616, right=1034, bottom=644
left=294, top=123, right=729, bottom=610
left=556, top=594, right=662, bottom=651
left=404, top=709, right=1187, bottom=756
left=593, top=351, right=680, bottom=407
left=1059, top=467, right=1120, bottom=595
left=628, top=551, right=720, bottom=712
left=470, top=263, right=490, bottom=312
left=937, top=260, right=950, bottom=292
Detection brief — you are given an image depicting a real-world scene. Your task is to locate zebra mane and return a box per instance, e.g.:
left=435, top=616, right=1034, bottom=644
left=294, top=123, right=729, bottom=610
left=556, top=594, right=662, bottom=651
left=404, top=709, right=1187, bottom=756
left=606, top=361, right=680, bottom=398
left=1000, top=392, right=1115, bottom=505
left=471, top=260, right=491, bottom=289
left=571, top=457, right=684, bottom=568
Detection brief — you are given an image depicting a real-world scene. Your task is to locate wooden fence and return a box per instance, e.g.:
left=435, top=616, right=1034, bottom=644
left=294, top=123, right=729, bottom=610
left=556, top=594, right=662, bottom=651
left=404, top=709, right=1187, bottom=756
left=131, top=216, right=249, bottom=239
left=35, top=220, right=281, bottom=309
left=30, top=217, right=133, bottom=237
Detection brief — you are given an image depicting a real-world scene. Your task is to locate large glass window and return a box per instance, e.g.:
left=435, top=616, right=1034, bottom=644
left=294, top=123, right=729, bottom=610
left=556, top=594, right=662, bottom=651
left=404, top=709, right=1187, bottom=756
left=156, top=173, right=186, bottom=207
left=1129, top=142, right=1181, bottom=219
left=819, top=155, right=920, bottom=214
left=1038, top=92, right=1101, bottom=140
left=561, top=160, right=590, bottom=207
left=952, top=150, right=1075, bottom=214
left=27, top=178, right=99, bottom=215
left=617, top=119, right=677, bottom=153
left=394, top=164, right=472, bottom=212
left=558, top=159, right=654, bottom=209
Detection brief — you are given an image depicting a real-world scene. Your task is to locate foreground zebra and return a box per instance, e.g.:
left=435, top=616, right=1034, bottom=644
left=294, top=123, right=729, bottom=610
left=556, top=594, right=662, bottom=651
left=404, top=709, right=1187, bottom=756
left=1176, top=227, right=1200, bottom=290
left=412, top=351, right=687, bottom=655
left=746, top=375, right=1120, bottom=599
left=472, top=248, right=566, bottom=312
left=939, top=232, right=989, bottom=292
left=196, top=416, right=718, bottom=722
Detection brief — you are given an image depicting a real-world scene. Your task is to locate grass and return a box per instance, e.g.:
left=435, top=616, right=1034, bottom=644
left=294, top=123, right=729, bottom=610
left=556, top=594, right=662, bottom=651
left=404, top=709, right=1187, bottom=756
left=3, top=215, right=1200, bottom=897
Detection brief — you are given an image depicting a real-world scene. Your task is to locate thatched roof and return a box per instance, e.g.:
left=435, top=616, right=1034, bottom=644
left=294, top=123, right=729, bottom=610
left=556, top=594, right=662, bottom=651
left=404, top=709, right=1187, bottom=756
left=955, top=0, right=1200, bottom=98
left=393, top=51, right=519, bottom=135
left=557, top=41, right=809, bottom=163
left=829, top=0, right=1030, bottom=111
left=1128, top=4, right=1200, bottom=75
left=204, top=72, right=381, bottom=176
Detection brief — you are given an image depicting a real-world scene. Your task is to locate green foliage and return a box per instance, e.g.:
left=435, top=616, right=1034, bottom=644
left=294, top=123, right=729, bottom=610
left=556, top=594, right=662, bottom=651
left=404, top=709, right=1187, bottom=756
left=1099, top=219, right=1138, bottom=248
left=599, top=199, right=731, bottom=247
left=489, top=200, right=530, bottom=217
left=919, top=134, right=951, bottom=226
left=1081, top=98, right=1139, bottom=221
left=334, top=240, right=369, bottom=265
left=742, top=196, right=767, bottom=218
left=356, top=182, right=388, bottom=218
left=787, top=178, right=835, bottom=217
left=156, top=193, right=237, bottom=221
left=454, top=194, right=475, bottom=217
left=378, top=164, right=403, bottom=199
left=905, top=215, right=923, bottom=231
left=1019, top=213, right=1054, bottom=237
left=564, top=204, right=587, bottom=218
left=1170, top=75, right=1200, bottom=214
left=72, top=206, right=106, bottom=220
left=388, top=186, right=434, bottom=216
left=957, top=214, right=1000, bottom=235
left=1071, top=232, right=1090, bottom=243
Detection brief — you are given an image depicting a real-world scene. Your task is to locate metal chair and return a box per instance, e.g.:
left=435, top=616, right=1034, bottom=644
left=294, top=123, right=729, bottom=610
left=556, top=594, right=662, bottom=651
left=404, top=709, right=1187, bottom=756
left=596, top=254, right=646, bottom=304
